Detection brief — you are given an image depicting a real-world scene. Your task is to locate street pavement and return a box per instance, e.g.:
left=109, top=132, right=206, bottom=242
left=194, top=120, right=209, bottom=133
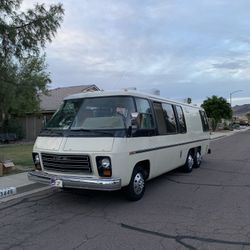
left=0, top=128, right=250, bottom=249
left=0, top=126, right=249, bottom=203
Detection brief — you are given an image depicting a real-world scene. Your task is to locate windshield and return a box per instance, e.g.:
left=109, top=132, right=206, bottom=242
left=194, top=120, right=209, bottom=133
left=45, top=96, right=135, bottom=130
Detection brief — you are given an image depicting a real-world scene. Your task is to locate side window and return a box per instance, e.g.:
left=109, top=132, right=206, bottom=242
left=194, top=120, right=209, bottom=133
left=153, top=102, right=167, bottom=135
left=175, top=106, right=187, bottom=133
left=135, top=98, right=154, bottom=129
left=162, top=103, right=177, bottom=133
left=199, top=110, right=210, bottom=132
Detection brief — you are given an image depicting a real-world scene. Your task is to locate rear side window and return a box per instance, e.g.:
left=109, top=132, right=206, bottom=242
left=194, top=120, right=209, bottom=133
left=162, top=103, right=177, bottom=133
left=199, top=110, right=210, bottom=131
left=135, top=98, right=154, bottom=129
left=153, top=102, right=167, bottom=135
left=153, top=102, right=178, bottom=135
left=175, top=106, right=187, bottom=133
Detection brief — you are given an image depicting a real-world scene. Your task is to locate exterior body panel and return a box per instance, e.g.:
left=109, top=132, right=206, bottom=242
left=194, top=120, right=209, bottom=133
left=28, top=90, right=211, bottom=195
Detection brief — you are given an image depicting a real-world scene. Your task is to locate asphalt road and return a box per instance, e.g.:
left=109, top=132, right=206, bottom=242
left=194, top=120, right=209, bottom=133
left=1, top=130, right=250, bottom=250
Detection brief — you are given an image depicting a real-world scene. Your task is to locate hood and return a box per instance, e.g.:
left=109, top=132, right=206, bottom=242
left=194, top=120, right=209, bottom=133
left=63, top=137, right=114, bottom=152
left=34, top=137, right=63, bottom=151
left=34, top=137, right=114, bottom=153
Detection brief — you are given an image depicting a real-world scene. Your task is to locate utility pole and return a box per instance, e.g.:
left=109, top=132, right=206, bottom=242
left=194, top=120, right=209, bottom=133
left=230, top=90, right=243, bottom=107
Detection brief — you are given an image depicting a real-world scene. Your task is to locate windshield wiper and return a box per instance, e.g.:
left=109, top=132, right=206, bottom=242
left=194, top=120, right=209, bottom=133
left=70, top=129, right=113, bottom=136
left=40, top=128, right=63, bottom=136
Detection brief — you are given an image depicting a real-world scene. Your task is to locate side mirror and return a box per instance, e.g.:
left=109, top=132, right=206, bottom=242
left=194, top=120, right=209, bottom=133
left=130, top=112, right=141, bottom=129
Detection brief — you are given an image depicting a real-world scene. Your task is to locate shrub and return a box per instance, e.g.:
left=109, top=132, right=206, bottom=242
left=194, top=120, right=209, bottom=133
left=0, top=118, right=25, bottom=140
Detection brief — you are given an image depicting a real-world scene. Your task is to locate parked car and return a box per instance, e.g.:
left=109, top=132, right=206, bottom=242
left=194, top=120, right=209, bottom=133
left=239, top=120, right=249, bottom=126
left=0, top=133, right=17, bottom=143
left=28, top=90, right=211, bottom=201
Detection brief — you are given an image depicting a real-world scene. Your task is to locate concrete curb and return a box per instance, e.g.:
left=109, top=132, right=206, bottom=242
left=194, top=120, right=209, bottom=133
left=210, top=127, right=250, bottom=140
left=0, top=185, right=50, bottom=203
left=16, top=182, right=47, bottom=194
left=0, top=172, right=48, bottom=203
left=210, top=135, right=226, bottom=140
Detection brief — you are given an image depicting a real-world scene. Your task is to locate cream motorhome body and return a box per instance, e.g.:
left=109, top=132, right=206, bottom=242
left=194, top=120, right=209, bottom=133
left=28, top=90, right=210, bottom=200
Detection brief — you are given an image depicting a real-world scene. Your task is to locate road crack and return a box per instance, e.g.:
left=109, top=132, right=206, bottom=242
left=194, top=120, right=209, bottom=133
left=166, top=177, right=250, bottom=188
left=121, top=223, right=250, bottom=250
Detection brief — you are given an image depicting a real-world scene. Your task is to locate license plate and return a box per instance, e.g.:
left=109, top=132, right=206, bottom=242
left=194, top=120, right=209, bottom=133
left=50, top=178, right=63, bottom=188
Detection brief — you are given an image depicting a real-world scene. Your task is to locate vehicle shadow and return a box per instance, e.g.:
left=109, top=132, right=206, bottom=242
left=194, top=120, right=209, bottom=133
left=57, top=166, right=189, bottom=203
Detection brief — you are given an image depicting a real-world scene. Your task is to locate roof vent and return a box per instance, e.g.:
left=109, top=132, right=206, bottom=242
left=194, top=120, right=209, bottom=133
left=152, top=89, right=160, bottom=96
left=142, top=88, right=160, bottom=96
left=122, top=87, right=137, bottom=92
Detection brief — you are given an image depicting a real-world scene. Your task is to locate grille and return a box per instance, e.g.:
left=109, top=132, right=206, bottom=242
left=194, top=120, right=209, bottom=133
left=41, top=153, right=92, bottom=173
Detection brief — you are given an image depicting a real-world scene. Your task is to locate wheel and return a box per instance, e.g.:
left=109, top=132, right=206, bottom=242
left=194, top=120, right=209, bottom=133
left=194, top=150, right=202, bottom=168
left=182, top=151, right=194, bottom=173
left=124, top=166, right=145, bottom=201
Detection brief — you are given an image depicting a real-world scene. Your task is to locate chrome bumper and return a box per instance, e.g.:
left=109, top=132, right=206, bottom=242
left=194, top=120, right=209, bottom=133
left=27, top=171, right=121, bottom=191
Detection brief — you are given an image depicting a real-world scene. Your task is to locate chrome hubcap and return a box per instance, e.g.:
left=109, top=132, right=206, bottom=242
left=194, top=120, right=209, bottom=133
left=188, top=155, right=194, bottom=169
left=196, top=152, right=202, bottom=165
left=133, top=173, right=144, bottom=195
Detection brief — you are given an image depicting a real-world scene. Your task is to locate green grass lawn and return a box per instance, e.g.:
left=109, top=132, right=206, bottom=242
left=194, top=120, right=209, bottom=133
left=0, top=143, right=34, bottom=169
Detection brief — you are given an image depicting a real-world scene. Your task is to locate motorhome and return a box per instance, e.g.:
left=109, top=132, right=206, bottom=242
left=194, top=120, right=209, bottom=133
left=28, top=90, right=211, bottom=200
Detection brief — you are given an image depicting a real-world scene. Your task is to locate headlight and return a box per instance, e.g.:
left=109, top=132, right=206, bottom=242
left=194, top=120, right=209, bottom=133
left=101, top=158, right=111, bottom=168
left=96, top=157, right=112, bottom=177
left=32, top=153, right=41, bottom=170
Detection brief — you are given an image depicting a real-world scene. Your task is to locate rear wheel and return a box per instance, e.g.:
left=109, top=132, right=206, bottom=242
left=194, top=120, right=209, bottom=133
left=194, top=151, right=202, bottom=168
left=124, top=166, right=145, bottom=201
left=182, top=151, right=194, bottom=173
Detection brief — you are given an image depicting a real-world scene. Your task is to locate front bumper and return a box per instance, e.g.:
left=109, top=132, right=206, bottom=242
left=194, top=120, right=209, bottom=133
left=27, top=171, right=121, bottom=191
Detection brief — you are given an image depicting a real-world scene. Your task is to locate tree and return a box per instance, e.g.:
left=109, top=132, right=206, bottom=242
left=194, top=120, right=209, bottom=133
left=10, top=56, right=51, bottom=115
left=0, top=0, right=64, bottom=123
left=246, top=113, right=250, bottom=121
left=0, top=0, right=64, bottom=59
left=201, top=96, right=232, bottom=131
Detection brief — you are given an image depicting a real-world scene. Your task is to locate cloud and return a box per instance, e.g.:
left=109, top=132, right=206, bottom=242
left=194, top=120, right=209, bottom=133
left=213, top=60, right=250, bottom=70
left=20, top=0, right=250, bottom=105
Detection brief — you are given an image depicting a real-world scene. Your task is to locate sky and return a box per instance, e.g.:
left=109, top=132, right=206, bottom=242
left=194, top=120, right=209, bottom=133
left=22, top=0, right=250, bottom=106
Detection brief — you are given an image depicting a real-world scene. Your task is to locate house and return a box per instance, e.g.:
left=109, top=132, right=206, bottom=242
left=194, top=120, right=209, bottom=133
left=18, top=84, right=100, bottom=141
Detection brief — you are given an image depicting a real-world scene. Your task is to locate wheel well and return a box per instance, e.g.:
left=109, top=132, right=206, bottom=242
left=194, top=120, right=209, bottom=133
left=134, top=160, right=150, bottom=180
left=189, top=146, right=201, bottom=156
left=189, top=148, right=195, bottom=156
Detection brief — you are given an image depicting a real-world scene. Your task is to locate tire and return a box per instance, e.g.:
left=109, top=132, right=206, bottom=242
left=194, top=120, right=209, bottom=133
left=193, top=150, right=202, bottom=168
left=182, top=150, right=194, bottom=173
left=124, top=166, right=145, bottom=201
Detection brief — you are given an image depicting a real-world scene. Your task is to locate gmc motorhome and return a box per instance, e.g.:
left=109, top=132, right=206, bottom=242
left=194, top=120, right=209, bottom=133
left=28, top=90, right=211, bottom=200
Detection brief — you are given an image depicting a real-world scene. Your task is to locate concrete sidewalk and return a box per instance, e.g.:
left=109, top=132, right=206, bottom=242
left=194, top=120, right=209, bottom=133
left=0, top=172, right=47, bottom=202
left=0, top=172, right=34, bottom=189
left=210, top=126, right=250, bottom=140
left=1, top=126, right=249, bottom=202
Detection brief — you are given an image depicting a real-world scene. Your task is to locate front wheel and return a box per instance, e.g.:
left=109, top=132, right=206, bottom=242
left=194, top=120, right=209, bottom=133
left=124, top=166, right=145, bottom=201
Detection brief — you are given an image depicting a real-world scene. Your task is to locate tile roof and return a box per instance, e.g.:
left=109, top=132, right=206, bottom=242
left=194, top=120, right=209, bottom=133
left=40, top=84, right=100, bottom=111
